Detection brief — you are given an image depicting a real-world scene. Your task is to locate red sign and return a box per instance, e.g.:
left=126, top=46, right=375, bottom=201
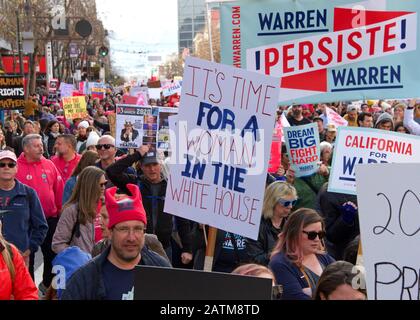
left=1, top=56, right=47, bottom=74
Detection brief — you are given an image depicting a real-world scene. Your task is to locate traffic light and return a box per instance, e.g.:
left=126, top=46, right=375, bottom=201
left=98, top=46, right=109, bottom=57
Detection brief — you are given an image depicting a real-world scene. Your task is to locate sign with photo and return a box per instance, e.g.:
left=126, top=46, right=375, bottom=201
left=116, top=105, right=159, bottom=149
left=157, top=107, right=178, bottom=151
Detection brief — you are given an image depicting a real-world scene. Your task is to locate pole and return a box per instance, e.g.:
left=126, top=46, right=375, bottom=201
left=206, top=2, right=215, bottom=62
left=16, top=10, right=24, bottom=76
left=203, top=227, right=217, bottom=272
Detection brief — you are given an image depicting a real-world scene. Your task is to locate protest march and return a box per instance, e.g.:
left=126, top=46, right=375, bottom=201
left=0, top=0, right=420, bottom=307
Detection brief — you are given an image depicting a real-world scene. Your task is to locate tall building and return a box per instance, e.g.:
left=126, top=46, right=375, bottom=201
left=178, top=0, right=206, bottom=54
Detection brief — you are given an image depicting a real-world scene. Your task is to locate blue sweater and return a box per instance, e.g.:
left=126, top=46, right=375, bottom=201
left=269, top=251, right=335, bottom=300
left=0, top=180, right=48, bottom=253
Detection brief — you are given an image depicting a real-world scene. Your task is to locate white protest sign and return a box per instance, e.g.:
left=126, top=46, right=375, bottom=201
left=59, top=83, right=74, bottom=98
left=329, top=127, right=420, bottom=195
left=357, top=163, right=420, bottom=300
left=162, top=81, right=182, bottom=97
left=164, top=57, right=279, bottom=240
left=326, top=107, right=348, bottom=127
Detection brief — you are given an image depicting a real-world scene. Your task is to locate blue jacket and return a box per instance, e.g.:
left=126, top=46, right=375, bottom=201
left=0, top=179, right=48, bottom=253
left=269, top=251, right=335, bottom=300
left=61, top=245, right=171, bottom=300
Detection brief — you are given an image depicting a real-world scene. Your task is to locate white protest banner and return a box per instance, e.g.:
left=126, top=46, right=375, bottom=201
left=356, top=163, right=420, bottom=300
left=329, top=127, right=420, bottom=195
left=326, top=106, right=348, bottom=127
left=284, top=123, right=320, bottom=177
left=157, top=107, right=178, bottom=151
left=59, top=83, right=74, bottom=98
left=164, top=56, right=279, bottom=240
left=115, top=105, right=159, bottom=149
left=162, top=81, right=183, bottom=97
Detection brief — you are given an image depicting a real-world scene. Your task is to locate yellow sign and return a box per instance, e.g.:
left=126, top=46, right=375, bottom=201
left=62, top=96, right=87, bottom=120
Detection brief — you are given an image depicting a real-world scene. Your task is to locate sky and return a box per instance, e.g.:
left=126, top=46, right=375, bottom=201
left=96, top=0, right=178, bottom=79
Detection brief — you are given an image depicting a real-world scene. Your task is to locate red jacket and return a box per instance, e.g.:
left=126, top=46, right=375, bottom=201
left=0, top=244, right=38, bottom=300
left=16, top=154, right=64, bottom=219
left=51, top=154, right=81, bottom=183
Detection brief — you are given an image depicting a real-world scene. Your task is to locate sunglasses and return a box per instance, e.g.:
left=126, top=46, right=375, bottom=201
left=303, top=230, right=326, bottom=240
left=99, top=181, right=108, bottom=188
left=0, top=162, right=16, bottom=168
left=96, top=144, right=114, bottom=150
left=277, top=198, right=298, bottom=207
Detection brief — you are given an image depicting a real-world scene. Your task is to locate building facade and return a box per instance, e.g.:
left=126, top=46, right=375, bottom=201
left=178, top=0, right=206, bottom=54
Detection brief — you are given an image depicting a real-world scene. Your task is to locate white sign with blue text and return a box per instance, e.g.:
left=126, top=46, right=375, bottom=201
left=329, top=127, right=420, bottom=195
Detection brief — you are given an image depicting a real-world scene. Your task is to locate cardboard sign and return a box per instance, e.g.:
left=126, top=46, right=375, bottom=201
left=221, top=0, right=420, bottom=104
left=164, top=57, right=279, bottom=240
left=115, top=104, right=158, bottom=149
left=328, top=127, right=420, bottom=195
left=0, top=76, right=25, bottom=109
left=134, top=265, right=272, bottom=300
left=62, top=96, right=87, bottom=120
left=284, top=123, right=320, bottom=177
left=356, top=163, right=420, bottom=300
left=157, top=107, right=178, bottom=151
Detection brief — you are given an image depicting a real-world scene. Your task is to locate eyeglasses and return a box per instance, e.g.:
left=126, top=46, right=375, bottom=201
left=99, top=181, right=108, bottom=188
left=277, top=198, right=298, bottom=207
left=303, top=230, right=326, bottom=240
left=96, top=144, right=114, bottom=150
left=0, top=162, right=16, bottom=168
left=113, top=226, right=146, bottom=235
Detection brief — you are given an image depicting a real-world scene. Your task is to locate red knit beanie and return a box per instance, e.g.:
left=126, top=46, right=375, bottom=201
left=105, top=184, right=147, bottom=229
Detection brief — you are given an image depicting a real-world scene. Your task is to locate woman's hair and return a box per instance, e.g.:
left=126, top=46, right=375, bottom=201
left=262, top=181, right=297, bottom=220
left=64, top=166, right=105, bottom=225
left=394, top=122, right=410, bottom=134
left=232, top=263, right=275, bottom=279
left=0, top=223, right=15, bottom=282
left=46, top=120, right=59, bottom=133
left=71, top=150, right=100, bottom=177
left=270, top=208, right=325, bottom=266
left=314, top=261, right=366, bottom=300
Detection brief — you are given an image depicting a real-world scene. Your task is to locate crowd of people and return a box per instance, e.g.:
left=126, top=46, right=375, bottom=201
left=1, top=87, right=419, bottom=300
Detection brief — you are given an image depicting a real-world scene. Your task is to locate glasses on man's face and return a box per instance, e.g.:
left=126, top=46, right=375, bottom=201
left=277, top=198, right=298, bottom=207
left=113, top=226, right=146, bottom=236
left=0, top=162, right=16, bottom=168
left=96, top=144, right=114, bottom=150
left=303, top=230, right=326, bottom=240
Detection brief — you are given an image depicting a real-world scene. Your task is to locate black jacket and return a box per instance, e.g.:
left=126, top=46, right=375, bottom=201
left=316, top=183, right=359, bottom=260
left=246, top=217, right=282, bottom=266
left=61, top=245, right=171, bottom=300
left=106, top=152, right=193, bottom=252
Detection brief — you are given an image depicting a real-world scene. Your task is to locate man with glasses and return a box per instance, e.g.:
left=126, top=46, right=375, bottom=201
left=51, top=135, right=81, bottom=183
left=0, top=150, right=47, bottom=268
left=106, top=146, right=193, bottom=267
left=95, top=135, right=135, bottom=188
left=61, top=184, right=171, bottom=300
